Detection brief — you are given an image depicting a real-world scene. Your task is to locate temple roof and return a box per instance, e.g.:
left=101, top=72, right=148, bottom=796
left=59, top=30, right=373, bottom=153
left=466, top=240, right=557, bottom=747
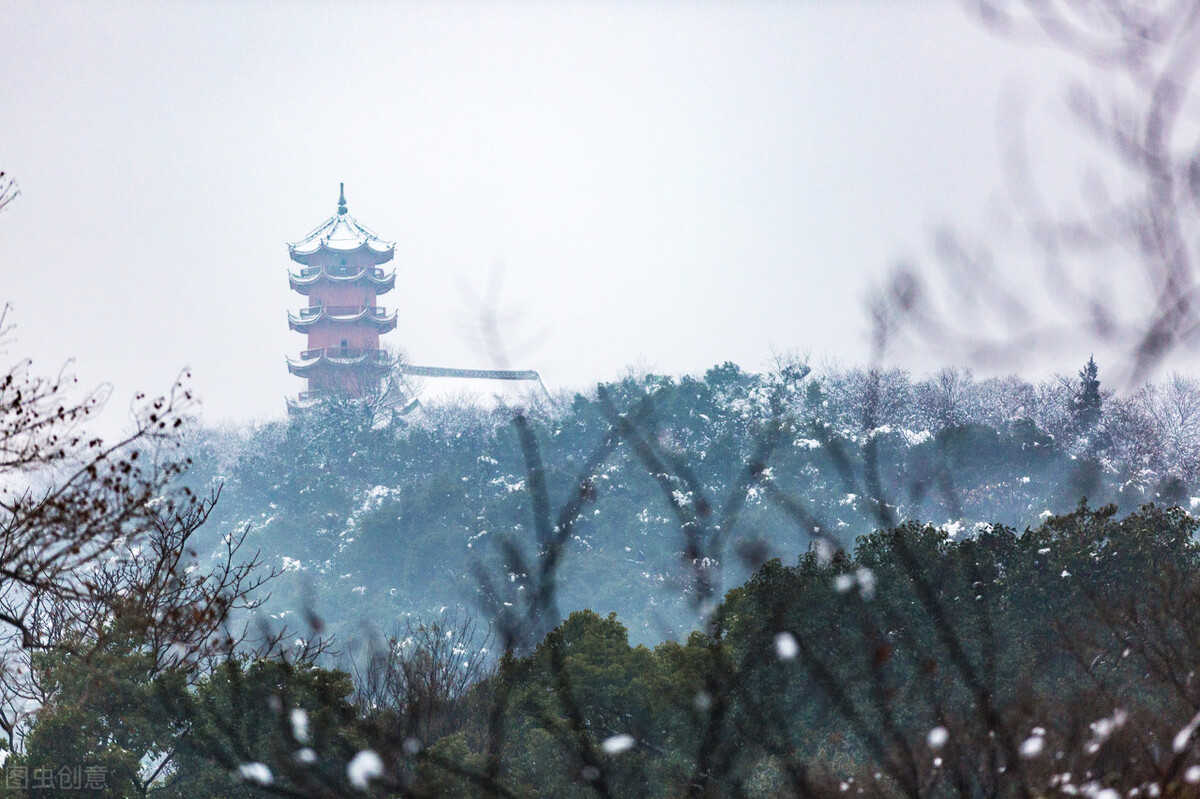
left=288, top=184, right=395, bottom=266
left=285, top=362, right=552, bottom=413
left=397, top=364, right=553, bottom=410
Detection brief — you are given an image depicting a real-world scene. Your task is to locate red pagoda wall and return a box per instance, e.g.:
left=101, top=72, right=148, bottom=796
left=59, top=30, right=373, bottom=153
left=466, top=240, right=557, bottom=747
left=288, top=196, right=395, bottom=406
left=305, top=325, right=380, bottom=352
left=308, top=283, right=378, bottom=308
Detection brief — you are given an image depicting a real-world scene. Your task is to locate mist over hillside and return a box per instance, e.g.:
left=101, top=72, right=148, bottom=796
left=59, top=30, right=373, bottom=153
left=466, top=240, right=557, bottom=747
left=180, top=357, right=1200, bottom=645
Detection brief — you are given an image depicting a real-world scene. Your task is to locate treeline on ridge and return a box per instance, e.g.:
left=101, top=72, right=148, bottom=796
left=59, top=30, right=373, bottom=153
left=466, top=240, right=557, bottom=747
left=185, top=357, right=1200, bottom=641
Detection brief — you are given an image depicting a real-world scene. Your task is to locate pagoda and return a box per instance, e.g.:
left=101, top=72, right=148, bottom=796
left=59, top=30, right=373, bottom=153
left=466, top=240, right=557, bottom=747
left=286, top=185, right=398, bottom=409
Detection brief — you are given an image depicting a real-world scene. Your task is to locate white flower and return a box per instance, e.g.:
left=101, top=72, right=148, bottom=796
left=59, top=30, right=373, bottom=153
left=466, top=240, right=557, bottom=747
left=814, top=539, right=835, bottom=565
left=237, top=763, right=273, bottom=786
left=775, top=632, right=799, bottom=660
left=1020, top=733, right=1045, bottom=758
left=348, top=750, right=384, bottom=790
left=856, top=567, right=877, bottom=600
left=927, top=726, right=949, bottom=749
left=1174, top=711, right=1200, bottom=752
left=601, top=734, right=636, bottom=755
left=291, top=708, right=310, bottom=744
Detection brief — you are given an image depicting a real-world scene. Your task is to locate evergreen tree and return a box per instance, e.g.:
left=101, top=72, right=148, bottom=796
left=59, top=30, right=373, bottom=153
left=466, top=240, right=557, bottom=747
left=1073, top=355, right=1103, bottom=433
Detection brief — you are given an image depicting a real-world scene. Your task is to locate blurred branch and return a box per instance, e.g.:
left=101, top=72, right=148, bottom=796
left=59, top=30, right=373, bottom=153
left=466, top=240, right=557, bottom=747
left=0, top=172, right=18, bottom=215
left=879, top=1, right=1200, bottom=386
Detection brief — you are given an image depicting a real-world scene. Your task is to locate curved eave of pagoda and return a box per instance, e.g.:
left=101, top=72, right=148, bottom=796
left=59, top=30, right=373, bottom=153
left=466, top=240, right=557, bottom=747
left=287, top=351, right=388, bottom=377
left=288, top=268, right=396, bottom=295
left=288, top=308, right=398, bottom=334
left=288, top=240, right=395, bottom=266
left=286, top=395, right=320, bottom=413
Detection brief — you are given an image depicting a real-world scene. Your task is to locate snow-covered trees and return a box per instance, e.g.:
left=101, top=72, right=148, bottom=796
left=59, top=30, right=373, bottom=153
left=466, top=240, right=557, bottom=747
left=1132, top=374, right=1200, bottom=485
left=1073, top=357, right=1103, bottom=435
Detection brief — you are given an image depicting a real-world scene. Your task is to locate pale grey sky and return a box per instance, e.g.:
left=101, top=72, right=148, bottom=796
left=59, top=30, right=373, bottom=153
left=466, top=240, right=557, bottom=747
left=0, top=1, right=1097, bottom=426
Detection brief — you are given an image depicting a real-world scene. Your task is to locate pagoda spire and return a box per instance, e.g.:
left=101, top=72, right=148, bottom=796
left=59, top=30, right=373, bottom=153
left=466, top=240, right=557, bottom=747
left=337, top=182, right=347, bottom=215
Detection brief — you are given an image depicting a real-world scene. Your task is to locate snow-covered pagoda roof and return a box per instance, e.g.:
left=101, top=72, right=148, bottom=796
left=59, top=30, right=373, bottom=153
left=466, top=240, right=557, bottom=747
left=288, top=305, right=398, bottom=334
left=289, top=265, right=395, bottom=295
left=288, top=184, right=395, bottom=266
left=286, top=346, right=389, bottom=378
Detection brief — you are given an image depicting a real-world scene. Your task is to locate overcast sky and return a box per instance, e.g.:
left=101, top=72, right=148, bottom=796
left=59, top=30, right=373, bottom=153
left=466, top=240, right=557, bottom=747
left=0, top=1, right=1104, bottom=428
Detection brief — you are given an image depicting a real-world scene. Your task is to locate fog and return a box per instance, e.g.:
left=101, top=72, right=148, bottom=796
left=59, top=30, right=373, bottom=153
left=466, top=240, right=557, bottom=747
left=0, top=0, right=1100, bottom=427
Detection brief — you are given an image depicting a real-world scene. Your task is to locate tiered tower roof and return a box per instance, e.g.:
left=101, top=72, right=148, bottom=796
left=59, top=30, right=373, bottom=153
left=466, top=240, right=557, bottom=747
left=286, top=185, right=397, bottom=410
left=288, top=304, right=397, bottom=333
left=287, top=184, right=395, bottom=266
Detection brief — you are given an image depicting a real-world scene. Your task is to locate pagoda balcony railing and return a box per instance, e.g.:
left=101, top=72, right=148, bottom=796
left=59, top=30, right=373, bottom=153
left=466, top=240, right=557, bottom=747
left=295, top=266, right=390, bottom=279
left=298, top=305, right=390, bottom=319
left=298, top=347, right=389, bottom=362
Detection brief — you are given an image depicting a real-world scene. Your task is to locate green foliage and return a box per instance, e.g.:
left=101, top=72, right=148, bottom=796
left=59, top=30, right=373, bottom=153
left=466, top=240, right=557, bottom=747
left=158, top=659, right=361, bottom=799
left=15, top=624, right=185, bottom=799
left=15, top=503, right=1200, bottom=798
left=446, top=503, right=1200, bottom=795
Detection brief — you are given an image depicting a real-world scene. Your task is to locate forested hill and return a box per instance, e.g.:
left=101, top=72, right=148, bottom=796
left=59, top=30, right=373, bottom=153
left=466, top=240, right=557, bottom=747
left=182, top=359, right=1200, bottom=643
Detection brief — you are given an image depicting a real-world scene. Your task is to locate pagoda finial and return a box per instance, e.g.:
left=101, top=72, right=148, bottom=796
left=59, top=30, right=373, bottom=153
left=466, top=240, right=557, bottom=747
left=337, top=183, right=347, bottom=215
